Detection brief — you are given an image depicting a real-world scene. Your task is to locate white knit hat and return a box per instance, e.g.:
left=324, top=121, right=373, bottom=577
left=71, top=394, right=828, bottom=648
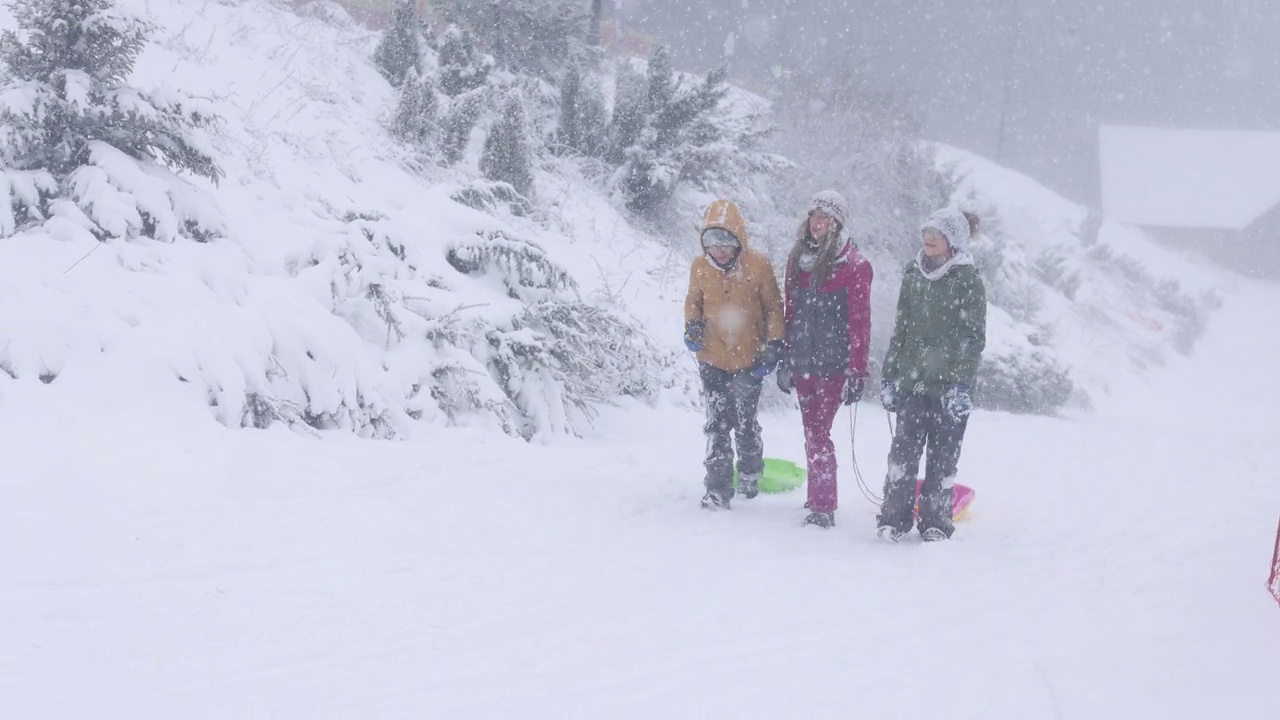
left=809, top=190, right=850, bottom=229
left=921, top=207, right=971, bottom=252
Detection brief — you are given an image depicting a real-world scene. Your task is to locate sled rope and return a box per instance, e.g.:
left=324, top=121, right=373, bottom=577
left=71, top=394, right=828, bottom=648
left=848, top=403, right=883, bottom=506
left=1268, top=514, right=1280, bottom=610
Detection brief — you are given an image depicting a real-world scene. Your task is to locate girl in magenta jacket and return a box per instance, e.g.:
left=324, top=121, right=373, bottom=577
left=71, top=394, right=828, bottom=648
left=776, top=191, right=873, bottom=528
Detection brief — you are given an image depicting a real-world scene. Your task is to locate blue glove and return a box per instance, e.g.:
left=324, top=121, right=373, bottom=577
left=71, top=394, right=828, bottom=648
left=944, top=383, right=973, bottom=420
left=879, top=378, right=899, bottom=413
left=684, top=320, right=705, bottom=352
left=841, top=374, right=865, bottom=406
left=751, top=340, right=785, bottom=379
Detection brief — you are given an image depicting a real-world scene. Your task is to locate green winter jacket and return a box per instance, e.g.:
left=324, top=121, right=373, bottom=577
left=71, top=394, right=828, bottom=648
left=882, top=252, right=987, bottom=399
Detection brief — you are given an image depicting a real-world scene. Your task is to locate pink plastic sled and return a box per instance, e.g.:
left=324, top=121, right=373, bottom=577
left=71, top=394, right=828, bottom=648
left=912, top=479, right=976, bottom=520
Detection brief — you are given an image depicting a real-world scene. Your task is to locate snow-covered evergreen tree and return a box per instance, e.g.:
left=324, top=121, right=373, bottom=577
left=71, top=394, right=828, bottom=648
left=437, top=24, right=489, bottom=97
left=610, top=46, right=730, bottom=215
left=373, top=0, right=421, bottom=87
left=557, top=63, right=583, bottom=154
left=0, top=0, right=223, bottom=240
left=391, top=68, right=439, bottom=148
left=439, top=88, right=485, bottom=166
left=480, top=92, right=534, bottom=198
left=439, top=0, right=586, bottom=78
left=556, top=61, right=607, bottom=157
left=646, top=45, right=675, bottom=115
left=575, top=74, right=608, bottom=159
left=606, top=62, right=646, bottom=166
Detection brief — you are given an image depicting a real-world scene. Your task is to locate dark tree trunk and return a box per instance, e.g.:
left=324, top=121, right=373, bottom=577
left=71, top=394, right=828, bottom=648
left=591, top=0, right=603, bottom=45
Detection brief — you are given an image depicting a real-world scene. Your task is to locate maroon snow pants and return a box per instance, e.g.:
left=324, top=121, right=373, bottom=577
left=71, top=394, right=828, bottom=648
left=795, top=374, right=845, bottom=514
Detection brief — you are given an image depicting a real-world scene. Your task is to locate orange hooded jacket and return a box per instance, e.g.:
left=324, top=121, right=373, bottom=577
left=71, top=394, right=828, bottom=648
left=684, top=200, right=785, bottom=372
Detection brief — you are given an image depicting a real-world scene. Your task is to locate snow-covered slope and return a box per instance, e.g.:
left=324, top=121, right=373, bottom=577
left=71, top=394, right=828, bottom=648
left=4, top=258, right=1278, bottom=717
left=0, top=0, right=1229, bottom=440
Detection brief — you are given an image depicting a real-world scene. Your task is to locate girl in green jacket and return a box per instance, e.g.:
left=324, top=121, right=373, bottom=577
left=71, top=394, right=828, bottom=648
left=876, top=208, right=986, bottom=542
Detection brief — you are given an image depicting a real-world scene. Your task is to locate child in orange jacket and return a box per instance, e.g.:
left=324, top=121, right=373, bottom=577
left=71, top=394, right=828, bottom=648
left=684, top=199, right=785, bottom=510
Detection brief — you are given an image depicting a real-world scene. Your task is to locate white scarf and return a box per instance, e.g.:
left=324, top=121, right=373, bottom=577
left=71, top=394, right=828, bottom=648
left=915, top=250, right=975, bottom=281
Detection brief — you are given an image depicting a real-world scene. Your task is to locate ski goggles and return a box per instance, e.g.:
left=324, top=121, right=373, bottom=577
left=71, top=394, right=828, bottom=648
left=702, top=228, right=740, bottom=248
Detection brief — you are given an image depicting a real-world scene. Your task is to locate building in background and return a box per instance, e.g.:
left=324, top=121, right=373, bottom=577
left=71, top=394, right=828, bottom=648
left=1100, top=125, right=1280, bottom=277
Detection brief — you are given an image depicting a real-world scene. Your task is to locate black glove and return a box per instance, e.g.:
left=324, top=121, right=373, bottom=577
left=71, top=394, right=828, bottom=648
left=684, top=320, right=705, bottom=352
left=842, top=375, right=865, bottom=406
left=752, top=340, right=785, bottom=379
left=776, top=360, right=794, bottom=394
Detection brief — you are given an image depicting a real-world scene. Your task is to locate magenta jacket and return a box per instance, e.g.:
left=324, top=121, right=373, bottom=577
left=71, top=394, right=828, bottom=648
left=782, top=241, right=873, bottom=378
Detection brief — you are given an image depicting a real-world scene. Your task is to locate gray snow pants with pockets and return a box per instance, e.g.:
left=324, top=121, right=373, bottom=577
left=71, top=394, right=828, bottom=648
left=876, top=394, right=969, bottom=538
left=700, top=363, right=764, bottom=499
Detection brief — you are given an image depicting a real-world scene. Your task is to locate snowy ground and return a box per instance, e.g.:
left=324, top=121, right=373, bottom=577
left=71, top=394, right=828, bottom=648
left=1, top=0, right=1276, bottom=714
left=4, top=275, right=1278, bottom=716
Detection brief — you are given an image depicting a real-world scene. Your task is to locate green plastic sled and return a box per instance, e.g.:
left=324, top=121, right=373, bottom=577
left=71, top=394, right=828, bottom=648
left=733, top=457, right=806, bottom=494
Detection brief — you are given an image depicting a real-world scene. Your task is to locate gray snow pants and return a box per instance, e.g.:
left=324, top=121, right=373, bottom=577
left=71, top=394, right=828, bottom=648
left=876, top=394, right=969, bottom=538
left=699, top=363, right=764, bottom=499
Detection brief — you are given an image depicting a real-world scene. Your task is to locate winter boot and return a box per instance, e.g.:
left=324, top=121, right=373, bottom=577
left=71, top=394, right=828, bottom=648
left=921, top=527, right=949, bottom=542
left=738, top=472, right=761, bottom=500
left=804, top=511, right=835, bottom=528
left=700, top=491, right=730, bottom=511
left=877, top=525, right=905, bottom=542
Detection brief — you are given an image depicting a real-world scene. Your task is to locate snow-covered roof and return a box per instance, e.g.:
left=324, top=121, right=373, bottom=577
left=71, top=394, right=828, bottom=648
left=1099, top=125, right=1280, bottom=231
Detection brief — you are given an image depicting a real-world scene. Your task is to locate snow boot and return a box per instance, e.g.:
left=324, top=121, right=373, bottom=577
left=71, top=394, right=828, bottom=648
left=701, top=491, right=730, bottom=511
left=738, top=472, right=760, bottom=500
left=804, top=511, right=835, bottom=528
left=877, top=525, right=905, bottom=542
left=921, top=527, right=949, bottom=542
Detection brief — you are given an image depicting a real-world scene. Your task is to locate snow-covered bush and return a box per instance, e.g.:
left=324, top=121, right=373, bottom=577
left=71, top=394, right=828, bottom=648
left=1035, top=248, right=1083, bottom=301
left=447, top=230, right=664, bottom=437
left=975, top=350, right=1075, bottom=414
left=259, top=203, right=670, bottom=439
left=968, top=207, right=1048, bottom=326
left=1153, top=279, right=1213, bottom=354
left=1084, top=242, right=1215, bottom=355
left=449, top=179, right=532, bottom=217
left=0, top=0, right=223, bottom=241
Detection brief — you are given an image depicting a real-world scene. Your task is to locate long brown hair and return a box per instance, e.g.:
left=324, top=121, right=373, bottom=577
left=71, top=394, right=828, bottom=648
left=787, top=217, right=843, bottom=289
